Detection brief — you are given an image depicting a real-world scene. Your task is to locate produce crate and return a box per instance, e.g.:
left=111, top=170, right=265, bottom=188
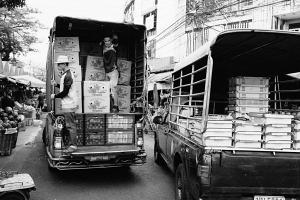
left=75, top=114, right=84, bottom=133
left=229, top=77, right=269, bottom=86
left=228, top=105, right=269, bottom=113
left=203, top=130, right=232, bottom=138
left=85, top=114, right=105, bottom=132
left=0, top=129, right=14, bottom=156
left=106, top=114, right=135, bottom=131
left=203, top=137, right=232, bottom=147
left=263, top=132, right=292, bottom=142
left=76, top=133, right=84, bottom=146
left=228, top=91, right=269, bottom=99
left=234, top=132, right=262, bottom=141
left=229, top=98, right=269, bottom=106
left=106, top=130, right=134, bottom=144
left=263, top=141, right=292, bottom=149
left=229, top=85, right=269, bottom=93
left=85, top=132, right=105, bottom=145
left=234, top=141, right=262, bottom=148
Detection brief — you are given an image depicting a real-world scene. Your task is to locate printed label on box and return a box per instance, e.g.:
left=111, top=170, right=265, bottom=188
left=83, top=81, right=110, bottom=97
left=85, top=69, right=106, bottom=81
left=84, top=96, right=110, bottom=113
left=54, top=37, right=80, bottom=52
left=86, top=56, right=104, bottom=70
left=117, top=59, right=131, bottom=85
left=116, top=85, right=131, bottom=113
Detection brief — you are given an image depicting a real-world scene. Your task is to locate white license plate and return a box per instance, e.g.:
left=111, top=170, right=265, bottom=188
left=254, top=196, right=285, bottom=200
left=86, top=155, right=109, bottom=161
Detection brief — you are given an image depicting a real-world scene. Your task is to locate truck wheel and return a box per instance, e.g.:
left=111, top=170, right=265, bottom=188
left=154, top=143, right=163, bottom=165
left=1, top=192, right=27, bottom=200
left=175, top=164, right=190, bottom=200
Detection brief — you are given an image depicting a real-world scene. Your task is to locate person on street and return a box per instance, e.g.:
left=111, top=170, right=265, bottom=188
left=102, top=35, right=119, bottom=112
left=51, top=55, right=78, bottom=153
left=37, top=91, right=45, bottom=111
left=1, top=90, right=15, bottom=109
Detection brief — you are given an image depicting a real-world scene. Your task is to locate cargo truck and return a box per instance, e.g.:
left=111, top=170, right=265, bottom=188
left=153, top=29, right=300, bottom=200
left=43, top=16, right=147, bottom=170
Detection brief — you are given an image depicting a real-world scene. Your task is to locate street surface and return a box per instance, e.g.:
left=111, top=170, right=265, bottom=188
left=0, top=124, right=175, bottom=200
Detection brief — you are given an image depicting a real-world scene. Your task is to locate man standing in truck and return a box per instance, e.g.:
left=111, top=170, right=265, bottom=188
left=102, top=34, right=119, bottom=112
left=51, top=55, right=78, bottom=153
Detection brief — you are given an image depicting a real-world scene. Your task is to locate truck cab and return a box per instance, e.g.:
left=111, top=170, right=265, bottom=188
left=43, top=16, right=147, bottom=170
left=153, top=29, right=300, bottom=200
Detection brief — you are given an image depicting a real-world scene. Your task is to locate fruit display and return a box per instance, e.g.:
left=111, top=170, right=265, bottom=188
left=0, top=107, right=21, bottom=129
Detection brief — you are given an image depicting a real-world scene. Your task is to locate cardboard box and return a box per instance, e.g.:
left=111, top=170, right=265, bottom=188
left=117, top=59, right=131, bottom=85
left=116, top=85, right=131, bottom=113
left=55, top=82, right=82, bottom=114
left=84, top=96, right=110, bottom=113
left=54, top=37, right=80, bottom=52
left=69, top=66, right=82, bottom=82
left=85, top=69, right=106, bottom=81
left=83, top=81, right=110, bottom=97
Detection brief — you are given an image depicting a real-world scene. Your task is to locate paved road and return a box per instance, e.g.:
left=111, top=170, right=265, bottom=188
left=0, top=126, right=175, bottom=200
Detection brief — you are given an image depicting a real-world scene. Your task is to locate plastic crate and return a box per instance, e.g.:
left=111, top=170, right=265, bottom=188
left=234, top=141, right=262, bottom=148
left=264, top=125, right=291, bottom=133
left=229, top=85, right=269, bottom=93
left=228, top=105, right=269, bottom=113
left=85, top=114, right=105, bottom=132
left=234, top=124, right=262, bottom=132
left=0, top=130, right=14, bottom=156
left=203, top=130, right=232, bottom=138
left=263, top=114, right=293, bottom=125
left=204, top=137, right=232, bottom=147
left=75, top=114, right=84, bottom=133
left=229, top=77, right=269, bottom=86
left=263, top=141, right=292, bottom=149
left=106, top=114, right=135, bottom=130
left=263, top=133, right=292, bottom=142
left=228, top=91, right=269, bottom=99
left=85, top=132, right=105, bottom=146
left=106, top=130, right=134, bottom=144
left=234, top=132, right=262, bottom=141
left=76, top=133, right=84, bottom=146
left=229, top=98, right=269, bottom=106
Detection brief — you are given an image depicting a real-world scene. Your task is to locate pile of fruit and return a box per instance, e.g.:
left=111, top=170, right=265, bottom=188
left=0, top=107, right=21, bottom=129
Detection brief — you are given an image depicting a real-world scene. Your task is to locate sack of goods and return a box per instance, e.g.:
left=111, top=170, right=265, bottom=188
left=228, top=76, right=269, bottom=114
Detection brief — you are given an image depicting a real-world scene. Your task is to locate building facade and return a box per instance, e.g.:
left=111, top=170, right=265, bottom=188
left=124, top=0, right=300, bottom=63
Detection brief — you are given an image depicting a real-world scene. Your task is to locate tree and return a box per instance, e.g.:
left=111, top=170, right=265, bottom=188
left=0, top=0, right=26, bottom=9
left=0, top=7, right=42, bottom=61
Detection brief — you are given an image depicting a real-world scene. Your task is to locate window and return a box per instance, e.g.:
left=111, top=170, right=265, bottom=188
left=143, top=10, right=157, bottom=37
left=186, top=27, right=208, bottom=55
left=223, top=20, right=252, bottom=30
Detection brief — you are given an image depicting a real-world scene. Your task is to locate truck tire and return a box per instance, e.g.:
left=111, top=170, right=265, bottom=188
left=0, top=191, right=27, bottom=200
left=175, top=164, right=190, bottom=200
left=154, top=142, right=163, bottom=165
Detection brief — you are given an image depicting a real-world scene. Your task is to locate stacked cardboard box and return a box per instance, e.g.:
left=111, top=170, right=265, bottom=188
left=262, top=114, right=293, bottom=149
left=233, top=120, right=262, bottom=148
left=85, top=56, right=106, bottom=81
left=203, top=119, right=233, bottom=147
left=228, top=77, right=269, bottom=113
left=83, top=81, right=110, bottom=113
left=116, top=85, right=131, bottom=113
left=117, top=59, right=131, bottom=85
left=54, top=37, right=82, bottom=114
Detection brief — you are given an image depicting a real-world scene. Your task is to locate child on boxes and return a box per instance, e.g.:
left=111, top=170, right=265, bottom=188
left=102, top=35, right=119, bottom=113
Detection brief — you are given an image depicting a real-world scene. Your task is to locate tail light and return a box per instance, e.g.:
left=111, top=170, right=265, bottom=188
left=197, top=154, right=211, bottom=185
left=136, top=123, right=144, bottom=147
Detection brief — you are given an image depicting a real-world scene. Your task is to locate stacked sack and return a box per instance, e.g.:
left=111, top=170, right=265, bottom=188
left=228, top=77, right=269, bottom=114
left=233, top=120, right=263, bottom=148
left=262, top=114, right=293, bottom=149
left=54, top=37, right=82, bottom=114
left=203, top=115, right=233, bottom=147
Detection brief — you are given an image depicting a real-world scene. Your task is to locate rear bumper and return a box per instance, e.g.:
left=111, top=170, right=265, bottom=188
left=201, top=186, right=300, bottom=199
left=46, top=147, right=146, bottom=170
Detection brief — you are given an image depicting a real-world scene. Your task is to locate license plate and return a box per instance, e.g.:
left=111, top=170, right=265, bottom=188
left=86, top=155, right=109, bottom=161
left=254, top=196, right=285, bottom=200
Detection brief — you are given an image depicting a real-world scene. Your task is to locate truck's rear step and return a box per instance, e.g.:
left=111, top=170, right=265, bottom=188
left=71, top=145, right=140, bottom=156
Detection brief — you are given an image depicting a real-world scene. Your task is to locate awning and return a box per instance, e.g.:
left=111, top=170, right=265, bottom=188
left=11, top=75, right=45, bottom=88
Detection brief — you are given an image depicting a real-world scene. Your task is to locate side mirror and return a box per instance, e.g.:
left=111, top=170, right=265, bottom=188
left=153, top=116, right=163, bottom=124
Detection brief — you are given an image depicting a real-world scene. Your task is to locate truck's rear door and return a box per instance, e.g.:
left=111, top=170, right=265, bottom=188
left=209, top=150, right=300, bottom=196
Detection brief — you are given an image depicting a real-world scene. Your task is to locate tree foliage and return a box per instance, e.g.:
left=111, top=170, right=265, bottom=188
left=0, top=7, right=42, bottom=61
left=0, top=0, right=26, bottom=10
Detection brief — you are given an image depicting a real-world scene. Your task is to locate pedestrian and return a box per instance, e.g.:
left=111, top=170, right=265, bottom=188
left=51, top=55, right=78, bottom=153
left=102, top=34, right=119, bottom=112
left=1, top=90, right=15, bottom=110
left=37, top=91, right=45, bottom=111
